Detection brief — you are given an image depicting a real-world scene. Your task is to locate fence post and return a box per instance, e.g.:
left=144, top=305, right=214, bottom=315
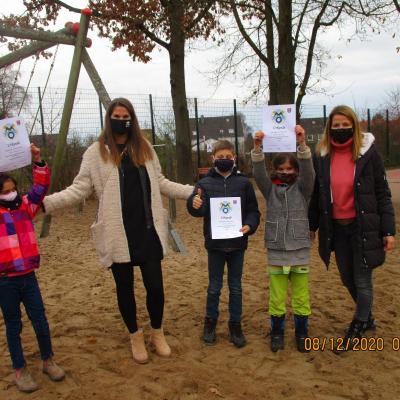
left=194, top=98, right=200, bottom=169
left=165, top=138, right=177, bottom=222
left=99, top=97, right=103, bottom=130
left=386, top=109, right=390, bottom=163
left=323, top=105, right=327, bottom=127
left=149, top=94, right=156, bottom=145
left=37, top=86, right=46, bottom=145
left=367, top=109, right=371, bottom=132
left=233, top=99, right=239, bottom=169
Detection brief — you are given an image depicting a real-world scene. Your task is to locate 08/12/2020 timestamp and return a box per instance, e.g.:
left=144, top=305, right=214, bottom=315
left=304, top=337, right=400, bottom=351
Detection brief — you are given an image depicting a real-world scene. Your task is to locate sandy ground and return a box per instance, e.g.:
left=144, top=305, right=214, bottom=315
left=0, top=188, right=399, bottom=400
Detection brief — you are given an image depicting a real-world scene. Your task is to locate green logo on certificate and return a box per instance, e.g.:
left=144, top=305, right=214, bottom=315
left=220, top=201, right=232, bottom=214
left=272, top=110, right=285, bottom=124
left=3, top=123, right=17, bottom=140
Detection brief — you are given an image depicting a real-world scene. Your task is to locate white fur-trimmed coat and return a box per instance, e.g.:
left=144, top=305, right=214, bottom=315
left=43, top=142, right=193, bottom=266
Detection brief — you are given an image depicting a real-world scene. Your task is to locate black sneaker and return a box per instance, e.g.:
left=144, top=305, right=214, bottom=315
left=334, top=318, right=364, bottom=354
left=228, top=322, right=247, bottom=348
left=345, top=314, right=376, bottom=335
left=203, top=317, right=217, bottom=345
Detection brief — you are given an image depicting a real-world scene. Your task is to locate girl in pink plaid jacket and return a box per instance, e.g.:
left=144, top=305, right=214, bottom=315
left=0, top=144, right=65, bottom=393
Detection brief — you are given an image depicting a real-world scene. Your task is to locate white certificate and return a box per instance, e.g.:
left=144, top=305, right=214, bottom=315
left=0, top=117, right=31, bottom=172
left=210, top=197, right=243, bottom=239
left=261, top=104, right=296, bottom=153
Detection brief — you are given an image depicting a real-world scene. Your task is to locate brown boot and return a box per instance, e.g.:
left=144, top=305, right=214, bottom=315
left=43, top=358, right=65, bottom=381
left=130, top=329, right=149, bottom=364
left=150, top=327, right=171, bottom=357
left=15, top=367, right=39, bottom=393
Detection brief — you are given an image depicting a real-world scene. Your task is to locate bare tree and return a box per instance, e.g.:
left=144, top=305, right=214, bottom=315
left=383, top=87, right=400, bottom=119
left=0, top=66, right=29, bottom=117
left=213, top=1, right=397, bottom=117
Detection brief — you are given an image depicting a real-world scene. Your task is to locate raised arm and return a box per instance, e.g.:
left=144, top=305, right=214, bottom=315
left=295, top=125, right=315, bottom=203
left=251, top=131, right=272, bottom=200
left=43, top=148, right=94, bottom=214
left=24, top=144, right=51, bottom=218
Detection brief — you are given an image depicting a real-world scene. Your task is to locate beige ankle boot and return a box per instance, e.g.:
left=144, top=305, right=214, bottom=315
left=130, top=329, right=149, bottom=364
left=150, top=327, right=171, bottom=357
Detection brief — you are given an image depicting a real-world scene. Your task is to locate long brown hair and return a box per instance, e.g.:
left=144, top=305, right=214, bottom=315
left=98, top=98, right=153, bottom=166
left=316, top=105, right=363, bottom=160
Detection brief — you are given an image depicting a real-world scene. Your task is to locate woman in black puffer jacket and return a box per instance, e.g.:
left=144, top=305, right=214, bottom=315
left=309, top=105, right=396, bottom=352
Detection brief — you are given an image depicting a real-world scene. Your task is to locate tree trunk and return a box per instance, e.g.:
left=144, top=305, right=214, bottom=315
left=275, top=0, right=296, bottom=106
left=168, top=5, right=194, bottom=184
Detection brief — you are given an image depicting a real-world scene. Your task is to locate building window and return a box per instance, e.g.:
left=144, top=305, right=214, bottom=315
left=192, top=131, right=197, bottom=136
left=219, top=129, right=224, bottom=134
left=228, top=129, right=234, bottom=134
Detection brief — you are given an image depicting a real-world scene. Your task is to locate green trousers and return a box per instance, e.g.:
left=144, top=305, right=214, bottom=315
left=268, top=266, right=311, bottom=316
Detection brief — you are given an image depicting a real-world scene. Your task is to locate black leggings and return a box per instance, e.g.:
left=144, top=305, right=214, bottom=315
left=111, top=260, right=164, bottom=333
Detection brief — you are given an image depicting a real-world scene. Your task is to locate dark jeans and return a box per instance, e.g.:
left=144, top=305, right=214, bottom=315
left=333, top=222, right=373, bottom=322
left=0, top=272, right=53, bottom=369
left=206, top=249, right=245, bottom=323
left=111, top=258, right=164, bottom=334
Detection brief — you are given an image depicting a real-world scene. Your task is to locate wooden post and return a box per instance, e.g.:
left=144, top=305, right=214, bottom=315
left=81, top=48, right=111, bottom=108
left=0, top=24, right=91, bottom=46
left=41, top=11, right=91, bottom=238
left=0, top=27, right=91, bottom=69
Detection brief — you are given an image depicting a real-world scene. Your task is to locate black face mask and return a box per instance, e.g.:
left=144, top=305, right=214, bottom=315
left=0, top=193, right=22, bottom=211
left=214, top=159, right=235, bottom=173
left=330, top=128, right=354, bottom=144
left=110, top=118, right=132, bottom=135
left=271, top=172, right=298, bottom=184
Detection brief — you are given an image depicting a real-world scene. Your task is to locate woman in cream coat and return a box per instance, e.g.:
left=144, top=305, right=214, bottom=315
left=44, top=98, right=193, bottom=364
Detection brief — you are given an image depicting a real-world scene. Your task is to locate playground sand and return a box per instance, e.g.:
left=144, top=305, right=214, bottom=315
left=0, top=193, right=399, bottom=400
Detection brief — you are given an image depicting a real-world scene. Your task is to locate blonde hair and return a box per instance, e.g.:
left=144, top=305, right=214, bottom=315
left=98, top=98, right=153, bottom=166
left=316, top=105, right=363, bottom=160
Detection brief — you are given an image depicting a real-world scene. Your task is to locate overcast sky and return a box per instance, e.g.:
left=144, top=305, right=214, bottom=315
left=1, top=1, right=400, bottom=111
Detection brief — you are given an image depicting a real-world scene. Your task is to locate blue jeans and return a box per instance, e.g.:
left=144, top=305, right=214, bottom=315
left=206, top=250, right=244, bottom=323
left=0, top=272, right=53, bottom=369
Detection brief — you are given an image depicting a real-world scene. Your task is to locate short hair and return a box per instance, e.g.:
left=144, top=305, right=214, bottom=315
left=272, top=153, right=299, bottom=172
left=0, top=173, right=17, bottom=192
left=212, top=140, right=235, bottom=155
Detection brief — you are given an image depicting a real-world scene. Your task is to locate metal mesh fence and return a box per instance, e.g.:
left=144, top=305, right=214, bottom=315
left=4, top=86, right=400, bottom=172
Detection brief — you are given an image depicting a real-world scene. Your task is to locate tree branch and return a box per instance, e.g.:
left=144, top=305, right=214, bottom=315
left=187, top=0, right=215, bottom=31
left=294, top=0, right=310, bottom=50
left=48, top=1, right=169, bottom=49
left=229, top=0, right=271, bottom=69
left=296, top=0, right=331, bottom=108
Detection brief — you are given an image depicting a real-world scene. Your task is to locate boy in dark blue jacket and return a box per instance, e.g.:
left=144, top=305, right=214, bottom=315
left=187, top=140, right=260, bottom=347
